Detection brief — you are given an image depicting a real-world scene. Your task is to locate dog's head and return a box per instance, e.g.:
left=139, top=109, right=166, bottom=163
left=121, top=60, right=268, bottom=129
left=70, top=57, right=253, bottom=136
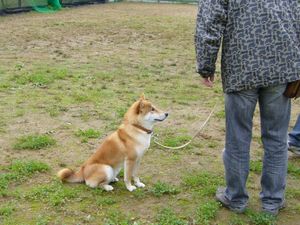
left=125, top=94, right=168, bottom=126
left=136, top=93, right=168, bottom=123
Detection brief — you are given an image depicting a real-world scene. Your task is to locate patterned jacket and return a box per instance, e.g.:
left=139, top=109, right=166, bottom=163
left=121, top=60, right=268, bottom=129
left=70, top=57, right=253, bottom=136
left=195, top=0, right=300, bottom=93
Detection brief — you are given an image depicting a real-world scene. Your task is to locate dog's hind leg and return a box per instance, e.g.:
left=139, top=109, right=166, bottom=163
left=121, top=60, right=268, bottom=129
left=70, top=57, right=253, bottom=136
left=84, top=164, right=114, bottom=191
left=112, top=164, right=122, bottom=182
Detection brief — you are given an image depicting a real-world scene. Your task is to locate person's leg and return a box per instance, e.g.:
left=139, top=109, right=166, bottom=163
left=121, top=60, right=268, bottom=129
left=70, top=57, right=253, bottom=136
left=259, top=84, right=291, bottom=215
left=288, top=115, right=300, bottom=154
left=220, top=89, right=258, bottom=211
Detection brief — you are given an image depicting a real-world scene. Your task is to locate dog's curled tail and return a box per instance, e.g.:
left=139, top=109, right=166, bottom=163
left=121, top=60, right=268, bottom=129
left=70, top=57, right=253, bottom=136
left=57, top=167, right=84, bottom=183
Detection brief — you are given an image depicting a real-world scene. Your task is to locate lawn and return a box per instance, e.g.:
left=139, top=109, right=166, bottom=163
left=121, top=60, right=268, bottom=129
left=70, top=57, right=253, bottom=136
left=0, top=2, right=300, bottom=225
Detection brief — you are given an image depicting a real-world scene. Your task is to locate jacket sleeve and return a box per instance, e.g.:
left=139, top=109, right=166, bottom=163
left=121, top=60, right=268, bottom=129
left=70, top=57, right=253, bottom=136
left=195, top=0, right=228, bottom=77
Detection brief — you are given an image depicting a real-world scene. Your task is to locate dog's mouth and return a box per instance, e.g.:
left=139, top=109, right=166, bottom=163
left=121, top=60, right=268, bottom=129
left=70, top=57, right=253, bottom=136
left=154, top=113, right=168, bottom=122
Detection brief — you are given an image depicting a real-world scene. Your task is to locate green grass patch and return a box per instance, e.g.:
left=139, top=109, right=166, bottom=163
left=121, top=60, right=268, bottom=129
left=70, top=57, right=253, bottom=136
left=0, top=160, right=49, bottom=196
left=96, top=196, right=117, bottom=206
left=0, top=203, right=15, bottom=218
left=25, top=181, right=79, bottom=206
left=151, top=181, right=180, bottom=197
left=229, top=214, right=247, bottom=225
left=196, top=200, right=221, bottom=225
left=182, top=171, right=223, bottom=196
left=103, top=209, right=132, bottom=225
left=14, top=134, right=56, bottom=150
left=246, top=210, right=276, bottom=225
left=155, top=208, right=188, bottom=225
left=250, top=160, right=263, bottom=174
left=288, top=162, right=300, bottom=177
left=286, top=188, right=300, bottom=200
left=162, top=135, right=191, bottom=148
left=75, top=128, right=101, bottom=143
left=215, top=109, right=225, bottom=119
left=12, top=69, right=68, bottom=86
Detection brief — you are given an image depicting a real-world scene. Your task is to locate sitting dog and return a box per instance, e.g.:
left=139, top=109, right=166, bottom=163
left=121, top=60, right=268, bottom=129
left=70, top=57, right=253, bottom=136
left=57, top=94, right=168, bottom=191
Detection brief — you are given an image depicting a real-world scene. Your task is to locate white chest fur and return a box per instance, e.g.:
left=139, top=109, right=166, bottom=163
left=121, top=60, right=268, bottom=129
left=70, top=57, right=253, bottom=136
left=135, top=133, right=151, bottom=158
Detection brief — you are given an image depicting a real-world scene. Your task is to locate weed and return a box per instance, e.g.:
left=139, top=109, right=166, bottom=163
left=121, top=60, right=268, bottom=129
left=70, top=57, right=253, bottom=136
left=155, top=208, right=188, bottom=225
left=12, top=69, right=68, bottom=86
left=162, top=135, right=191, bottom=148
left=14, top=134, right=56, bottom=150
left=215, top=110, right=225, bottom=119
left=103, top=209, right=132, bottom=225
left=132, top=188, right=146, bottom=199
left=75, top=128, right=101, bottom=143
left=246, top=210, right=276, bottom=225
left=0, top=160, right=49, bottom=196
left=0, top=204, right=15, bottom=217
left=116, top=107, right=127, bottom=118
left=183, top=171, right=223, bottom=196
left=250, top=160, right=263, bottom=174
left=151, top=181, right=180, bottom=197
left=25, top=181, right=79, bottom=206
left=35, top=215, right=51, bottom=225
left=208, top=141, right=218, bottom=149
left=229, top=214, right=247, bottom=225
left=196, top=201, right=221, bottom=225
left=288, top=163, right=300, bottom=177
left=286, top=188, right=300, bottom=200
left=96, top=197, right=117, bottom=206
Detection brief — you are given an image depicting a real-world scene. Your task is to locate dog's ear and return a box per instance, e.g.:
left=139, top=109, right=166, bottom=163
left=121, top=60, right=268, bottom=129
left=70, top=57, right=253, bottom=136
left=140, top=93, right=145, bottom=100
left=136, top=99, right=144, bottom=114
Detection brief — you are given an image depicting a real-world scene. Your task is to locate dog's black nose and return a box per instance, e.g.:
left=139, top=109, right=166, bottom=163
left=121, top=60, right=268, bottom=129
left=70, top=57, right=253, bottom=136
left=165, top=113, right=169, bottom=117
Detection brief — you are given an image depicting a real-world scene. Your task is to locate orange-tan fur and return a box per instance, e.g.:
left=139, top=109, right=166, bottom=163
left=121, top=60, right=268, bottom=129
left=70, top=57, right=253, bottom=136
left=57, top=94, right=168, bottom=191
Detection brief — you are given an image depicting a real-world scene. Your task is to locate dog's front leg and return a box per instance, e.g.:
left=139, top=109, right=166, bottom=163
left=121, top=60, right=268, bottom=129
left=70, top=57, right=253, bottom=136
left=124, top=159, right=137, bottom=192
left=133, top=159, right=145, bottom=188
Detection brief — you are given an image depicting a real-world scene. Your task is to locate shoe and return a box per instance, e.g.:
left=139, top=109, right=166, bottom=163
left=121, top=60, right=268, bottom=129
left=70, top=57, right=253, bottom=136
left=288, top=143, right=300, bottom=156
left=215, top=187, right=247, bottom=213
left=262, top=201, right=286, bottom=216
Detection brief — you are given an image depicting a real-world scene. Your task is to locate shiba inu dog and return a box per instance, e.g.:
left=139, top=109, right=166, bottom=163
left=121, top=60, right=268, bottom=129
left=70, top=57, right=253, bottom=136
left=57, top=94, right=168, bottom=192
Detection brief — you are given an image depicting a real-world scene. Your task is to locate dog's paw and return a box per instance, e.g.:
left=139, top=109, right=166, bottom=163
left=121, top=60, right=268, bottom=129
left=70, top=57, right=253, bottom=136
left=126, top=185, right=137, bottom=192
left=135, top=182, right=145, bottom=188
left=103, top=184, right=114, bottom=191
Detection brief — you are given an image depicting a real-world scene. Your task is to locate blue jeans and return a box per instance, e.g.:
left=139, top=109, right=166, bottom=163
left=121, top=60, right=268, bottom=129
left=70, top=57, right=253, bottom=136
left=223, top=84, right=291, bottom=210
left=288, top=115, right=300, bottom=147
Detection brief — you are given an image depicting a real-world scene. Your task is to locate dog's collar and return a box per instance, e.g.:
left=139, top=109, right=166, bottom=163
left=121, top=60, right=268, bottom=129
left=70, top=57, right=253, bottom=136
left=132, top=124, right=153, bottom=134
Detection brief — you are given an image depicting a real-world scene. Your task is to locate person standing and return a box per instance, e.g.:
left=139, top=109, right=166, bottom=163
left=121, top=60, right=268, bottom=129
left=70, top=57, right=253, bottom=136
left=195, top=0, right=300, bottom=215
left=288, top=114, right=300, bottom=156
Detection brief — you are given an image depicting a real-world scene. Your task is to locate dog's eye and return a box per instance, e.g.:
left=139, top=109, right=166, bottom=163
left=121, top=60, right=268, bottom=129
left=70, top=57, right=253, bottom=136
left=151, top=107, right=155, bottom=111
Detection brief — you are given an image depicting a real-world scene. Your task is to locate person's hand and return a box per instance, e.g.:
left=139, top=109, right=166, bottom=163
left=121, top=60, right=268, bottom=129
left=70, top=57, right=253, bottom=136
left=202, top=75, right=214, bottom=87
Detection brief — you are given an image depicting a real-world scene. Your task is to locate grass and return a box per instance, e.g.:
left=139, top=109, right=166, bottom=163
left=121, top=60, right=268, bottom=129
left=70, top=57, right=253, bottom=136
left=155, top=208, right=188, bottom=225
left=12, top=68, right=68, bottom=86
left=0, top=160, right=49, bottom=196
left=150, top=181, right=180, bottom=197
left=0, top=204, right=15, bottom=217
left=96, top=196, right=117, bottom=206
left=183, top=171, right=223, bottom=196
left=250, top=160, right=263, bottom=173
left=75, top=128, right=102, bottom=143
left=246, top=210, right=276, bottom=225
left=25, top=180, right=79, bottom=206
left=103, top=210, right=132, bottom=225
left=13, top=134, right=56, bottom=150
left=229, top=214, right=247, bottom=225
left=0, top=2, right=299, bottom=224
left=162, top=135, right=191, bottom=148
left=287, top=162, right=300, bottom=177
left=196, top=200, right=221, bottom=225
